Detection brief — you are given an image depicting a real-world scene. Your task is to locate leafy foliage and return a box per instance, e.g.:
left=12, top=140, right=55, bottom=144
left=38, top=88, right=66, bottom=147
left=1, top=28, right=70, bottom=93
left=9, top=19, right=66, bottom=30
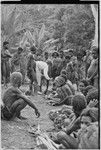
left=1, top=4, right=96, bottom=55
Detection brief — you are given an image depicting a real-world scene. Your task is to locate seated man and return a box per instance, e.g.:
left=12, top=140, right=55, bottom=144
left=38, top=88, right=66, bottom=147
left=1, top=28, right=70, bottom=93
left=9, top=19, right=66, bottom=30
left=1, top=72, right=40, bottom=121
left=57, top=116, right=98, bottom=149
left=47, top=70, right=74, bottom=106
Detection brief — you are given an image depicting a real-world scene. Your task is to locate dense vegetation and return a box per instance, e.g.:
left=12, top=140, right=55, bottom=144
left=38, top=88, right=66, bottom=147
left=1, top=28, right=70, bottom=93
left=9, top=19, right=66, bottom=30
left=1, top=4, right=97, bottom=56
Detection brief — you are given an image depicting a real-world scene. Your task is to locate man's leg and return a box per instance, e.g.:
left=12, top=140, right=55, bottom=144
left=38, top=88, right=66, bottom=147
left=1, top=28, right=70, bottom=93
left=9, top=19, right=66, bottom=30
left=10, top=99, right=27, bottom=119
left=36, top=67, right=42, bottom=93
left=44, top=80, right=49, bottom=94
left=34, top=81, right=38, bottom=94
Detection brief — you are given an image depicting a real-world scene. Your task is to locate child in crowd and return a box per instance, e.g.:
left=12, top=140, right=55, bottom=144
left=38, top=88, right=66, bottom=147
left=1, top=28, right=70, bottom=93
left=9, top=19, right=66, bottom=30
left=1, top=72, right=40, bottom=121
left=77, top=79, right=89, bottom=95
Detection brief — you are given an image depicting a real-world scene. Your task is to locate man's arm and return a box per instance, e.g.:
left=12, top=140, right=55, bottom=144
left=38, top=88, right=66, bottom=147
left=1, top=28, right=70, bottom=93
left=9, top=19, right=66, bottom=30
left=43, top=65, right=50, bottom=80
left=19, top=93, right=40, bottom=117
left=65, top=117, right=81, bottom=135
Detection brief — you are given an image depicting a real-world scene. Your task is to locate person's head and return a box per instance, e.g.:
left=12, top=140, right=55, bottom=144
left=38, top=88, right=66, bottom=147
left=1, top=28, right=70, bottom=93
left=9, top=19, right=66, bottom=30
left=65, top=55, right=71, bottom=63
left=71, top=56, right=77, bottom=65
left=86, top=49, right=91, bottom=55
left=92, top=46, right=98, bottom=59
left=30, top=45, right=37, bottom=54
left=84, top=85, right=95, bottom=96
left=80, top=116, right=92, bottom=129
left=81, top=107, right=98, bottom=129
left=78, top=79, right=89, bottom=94
left=3, top=41, right=9, bottom=49
left=29, top=54, right=34, bottom=60
left=86, top=89, right=98, bottom=107
left=60, top=69, right=67, bottom=76
left=18, top=47, right=23, bottom=54
left=52, top=51, right=59, bottom=58
left=68, top=49, right=74, bottom=57
left=72, top=94, right=87, bottom=117
left=10, top=72, right=22, bottom=88
left=60, top=70, right=67, bottom=81
left=52, top=76, right=66, bottom=91
left=44, top=52, right=49, bottom=60
left=59, top=50, right=64, bottom=58
left=46, top=59, right=52, bottom=67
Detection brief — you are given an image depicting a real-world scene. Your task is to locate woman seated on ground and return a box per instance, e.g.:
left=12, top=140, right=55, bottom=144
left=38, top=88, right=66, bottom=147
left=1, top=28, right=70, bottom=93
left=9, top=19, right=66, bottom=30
left=56, top=95, right=99, bottom=149
left=46, top=70, right=75, bottom=106
left=57, top=114, right=98, bottom=149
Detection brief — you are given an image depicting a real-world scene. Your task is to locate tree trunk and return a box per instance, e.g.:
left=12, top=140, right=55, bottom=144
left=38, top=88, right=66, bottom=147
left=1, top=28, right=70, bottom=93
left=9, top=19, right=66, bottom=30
left=91, top=4, right=98, bottom=47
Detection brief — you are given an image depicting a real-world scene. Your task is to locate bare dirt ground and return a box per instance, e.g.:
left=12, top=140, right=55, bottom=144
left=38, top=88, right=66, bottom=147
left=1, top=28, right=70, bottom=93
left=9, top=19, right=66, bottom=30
left=1, top=84, right=61, bottom=149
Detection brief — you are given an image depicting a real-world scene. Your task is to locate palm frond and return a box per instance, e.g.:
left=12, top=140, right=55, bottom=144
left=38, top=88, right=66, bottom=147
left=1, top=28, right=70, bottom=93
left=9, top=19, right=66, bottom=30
left=38, top=24, right=46, bottom=46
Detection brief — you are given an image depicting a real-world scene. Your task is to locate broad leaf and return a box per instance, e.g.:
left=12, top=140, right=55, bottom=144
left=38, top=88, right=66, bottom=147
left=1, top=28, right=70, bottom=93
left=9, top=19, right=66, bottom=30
left=38, top=24, right=46, bottom=46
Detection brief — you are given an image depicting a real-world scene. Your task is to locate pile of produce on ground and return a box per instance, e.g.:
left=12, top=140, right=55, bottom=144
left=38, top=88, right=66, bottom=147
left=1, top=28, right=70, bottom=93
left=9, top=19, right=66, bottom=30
left=48, top=105, right=74, bottom=130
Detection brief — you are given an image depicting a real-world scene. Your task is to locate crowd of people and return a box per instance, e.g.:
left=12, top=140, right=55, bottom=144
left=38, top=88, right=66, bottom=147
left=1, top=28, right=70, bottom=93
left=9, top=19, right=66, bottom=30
left=1, top=40, right=99, bottom=149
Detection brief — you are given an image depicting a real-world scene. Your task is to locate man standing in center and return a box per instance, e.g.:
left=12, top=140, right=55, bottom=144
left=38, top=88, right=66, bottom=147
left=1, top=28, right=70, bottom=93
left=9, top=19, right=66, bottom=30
left=36, top=60, right=52, bottom=94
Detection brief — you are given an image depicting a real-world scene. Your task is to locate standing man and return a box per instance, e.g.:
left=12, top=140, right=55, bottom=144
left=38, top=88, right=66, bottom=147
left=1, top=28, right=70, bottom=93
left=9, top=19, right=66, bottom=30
left=11, top=47, right=23, bottom=73
left=52, top=51, right=63, bottom=79
left=36, top=60, right=52, bottom=94
left=27, top=46, right=38, bottom=95
left=87, top=47, right=98, bottom=89
left=11, top=47, right=26, bottom=84
left=83, top=49, right=93, bottom=78
left=1, top=41, right=12, bottom=87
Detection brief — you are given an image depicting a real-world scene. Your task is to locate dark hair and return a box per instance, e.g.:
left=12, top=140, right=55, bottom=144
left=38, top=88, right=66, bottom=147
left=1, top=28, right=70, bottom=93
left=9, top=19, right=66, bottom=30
left=80, top=79, right=89, bottom=87
left=18, top=47, right=23, bottom=52
left=60, top=74, right=67, bottom=82
left=72, top=94, right=87, bottom=112
left=81, top=107, right=98, bottom=122
left=52, top=51, right=59, bottom=57
left=86, top=89, right=98, bottom=106
left=68, top=49, right=73, bottom=53
left=44, top=52, right=48, bottom=55
left=59, top=50, right=64, bottom=54
left=3, top=41, right=9, bottom=46
left=65, top=55, right=71, bottom=59
left=61, top=69, right=67, bottom=76
left=92, top=46, right=98, bottom=52
left=30, top=46, right=36, bottom=52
